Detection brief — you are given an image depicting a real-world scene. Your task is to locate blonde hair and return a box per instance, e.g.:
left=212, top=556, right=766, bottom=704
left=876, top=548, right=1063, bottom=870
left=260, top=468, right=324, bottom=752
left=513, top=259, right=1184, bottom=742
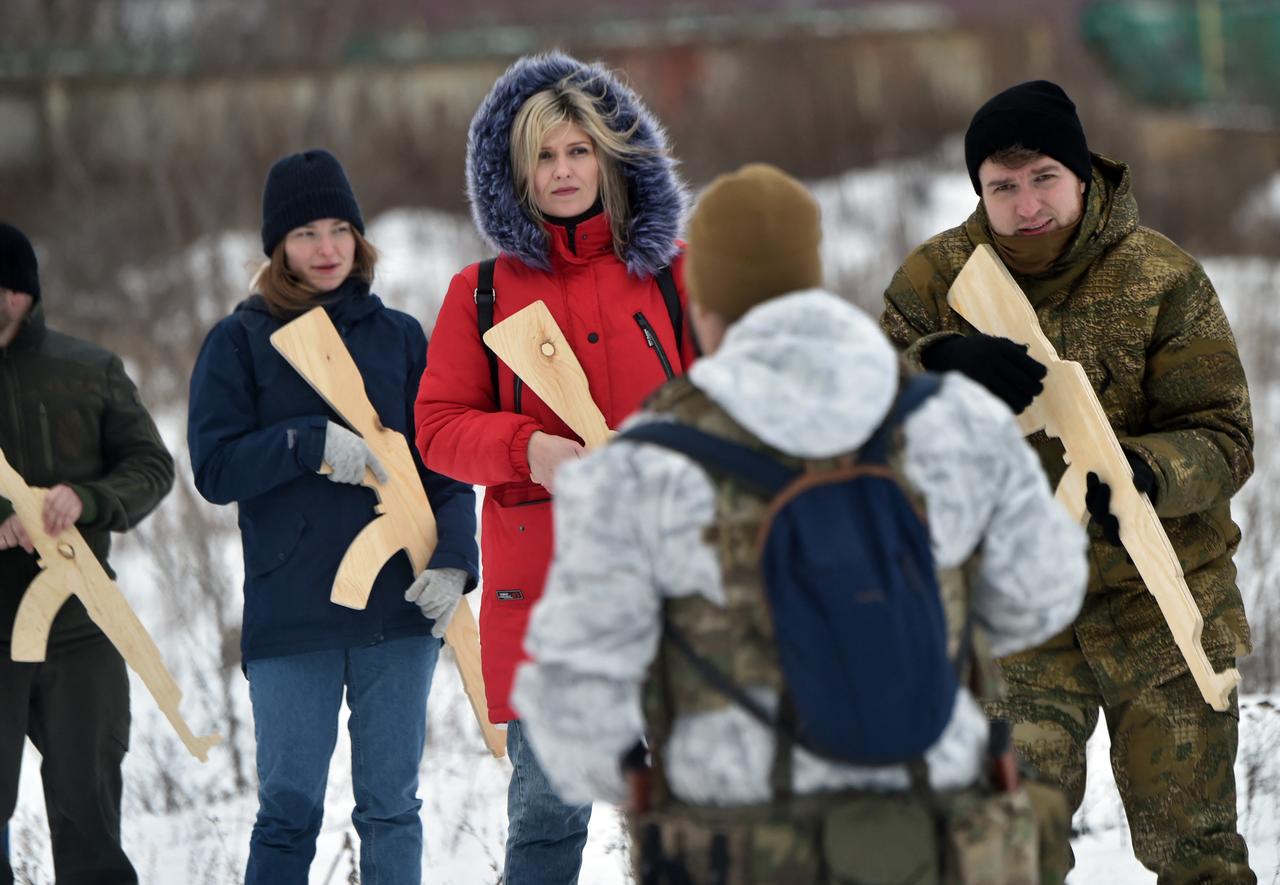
left=250, top=228, right=379, bottom=318
left=509, top=73, right=659, bottom=258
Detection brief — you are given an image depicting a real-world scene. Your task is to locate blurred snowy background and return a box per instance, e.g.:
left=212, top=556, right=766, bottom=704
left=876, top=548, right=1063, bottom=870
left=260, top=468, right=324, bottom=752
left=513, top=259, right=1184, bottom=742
left=3, top=2, right=1280, bottom=881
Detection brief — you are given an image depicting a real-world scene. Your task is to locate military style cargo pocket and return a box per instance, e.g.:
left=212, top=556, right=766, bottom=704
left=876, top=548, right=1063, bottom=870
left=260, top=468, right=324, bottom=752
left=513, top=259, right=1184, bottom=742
left=940, top=788, right=1038, bottom=885
left=822, top=795, right=939, bottom=885
left=630, top=811, right=825, bottom=885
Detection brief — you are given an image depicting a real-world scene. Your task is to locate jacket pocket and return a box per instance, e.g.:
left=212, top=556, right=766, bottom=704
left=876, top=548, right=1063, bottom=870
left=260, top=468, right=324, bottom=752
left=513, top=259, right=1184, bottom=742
left=1095, top=353, right=1143, bottom=435
left=478, top=485, right=554, bottom=712
left=245, top=512, right=308, bottom=577
left=634, top=312, right=676, bottom=381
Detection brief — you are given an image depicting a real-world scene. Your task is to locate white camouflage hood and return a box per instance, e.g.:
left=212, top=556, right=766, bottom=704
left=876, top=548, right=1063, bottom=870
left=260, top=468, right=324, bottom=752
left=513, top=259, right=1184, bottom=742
left=687, top=289, right=899, bottom=458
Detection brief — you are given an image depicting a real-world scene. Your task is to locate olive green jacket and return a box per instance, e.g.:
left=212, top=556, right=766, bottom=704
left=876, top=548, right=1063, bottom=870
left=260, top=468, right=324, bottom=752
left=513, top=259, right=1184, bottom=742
left=879, top=155, right=1253, bottom=701
left=1, top=303, right=174, bottom=651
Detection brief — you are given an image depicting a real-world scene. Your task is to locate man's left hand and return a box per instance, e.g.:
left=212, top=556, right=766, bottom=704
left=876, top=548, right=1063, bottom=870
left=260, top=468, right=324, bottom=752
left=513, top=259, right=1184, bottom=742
left=42, top=484, right=83, bottom=536
left=1084, top=450, right=1158, bottom=546
left=0, top=514, right=33, bottom=553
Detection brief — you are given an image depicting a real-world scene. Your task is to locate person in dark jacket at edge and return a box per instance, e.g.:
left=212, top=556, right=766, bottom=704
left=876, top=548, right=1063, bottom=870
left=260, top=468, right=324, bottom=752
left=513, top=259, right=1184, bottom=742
left=0, top=221, right=175, bottom=884
left=880, top=80, right=1256, bottom=884
left=187, top=150, right=478, bottom=885
left=414, top=52, right=696, bottom=884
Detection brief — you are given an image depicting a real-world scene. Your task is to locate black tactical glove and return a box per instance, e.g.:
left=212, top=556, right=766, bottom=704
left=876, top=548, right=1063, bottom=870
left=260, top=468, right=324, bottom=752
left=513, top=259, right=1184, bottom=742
left=1084, top=450, right=1158, bottom=546
left=920, top=333, right=1047, bottom=414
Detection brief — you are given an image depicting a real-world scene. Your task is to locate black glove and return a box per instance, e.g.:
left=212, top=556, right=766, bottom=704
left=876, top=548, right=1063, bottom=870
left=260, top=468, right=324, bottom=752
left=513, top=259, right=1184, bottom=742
left=921, top=333, right=1047, bottom=414
left=1084, top=450, right=1158, bottom=546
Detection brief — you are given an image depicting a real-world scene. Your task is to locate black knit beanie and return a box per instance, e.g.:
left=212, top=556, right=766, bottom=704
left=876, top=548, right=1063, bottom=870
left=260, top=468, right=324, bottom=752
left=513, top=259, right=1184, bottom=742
left=964, top=80, right=1091, bottom=194
left=260, top=149, right=365, bottom=256
left=0, top=223, right=40, bottom=302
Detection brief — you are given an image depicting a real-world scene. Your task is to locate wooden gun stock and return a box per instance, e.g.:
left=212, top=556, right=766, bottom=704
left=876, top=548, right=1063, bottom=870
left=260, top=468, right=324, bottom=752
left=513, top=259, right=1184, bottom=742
left=482, top=301, right=613, bottom=449
left=947, top=245, right=1239, bottom=712
left=270, top=308, right=505, bottom=758
left=1, top=449, right=222, bottom=761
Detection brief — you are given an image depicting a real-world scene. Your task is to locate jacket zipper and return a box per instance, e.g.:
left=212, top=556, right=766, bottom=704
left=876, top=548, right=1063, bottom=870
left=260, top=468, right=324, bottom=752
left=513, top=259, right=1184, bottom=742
left=634, top=312, right=675, bottom=381
left=38, top=402, right=54, bottom=472
left=1, top=353, right=26, bottom=475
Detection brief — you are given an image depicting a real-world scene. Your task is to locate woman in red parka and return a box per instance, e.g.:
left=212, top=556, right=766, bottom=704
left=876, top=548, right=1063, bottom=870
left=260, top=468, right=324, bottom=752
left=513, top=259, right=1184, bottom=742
left=414, top=52, right=694, bottom=884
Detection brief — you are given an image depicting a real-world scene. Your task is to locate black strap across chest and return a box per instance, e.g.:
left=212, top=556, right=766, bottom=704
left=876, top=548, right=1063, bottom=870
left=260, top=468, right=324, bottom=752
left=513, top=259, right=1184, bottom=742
left=474, top=256, right=684, bottom=411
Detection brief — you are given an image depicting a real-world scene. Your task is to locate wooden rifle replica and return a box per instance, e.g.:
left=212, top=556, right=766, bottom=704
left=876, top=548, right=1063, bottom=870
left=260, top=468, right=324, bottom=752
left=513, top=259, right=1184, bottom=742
left=1, top=449, right=222, bottom=761
left=947, top=244, right=1240, bottom=711
left=482, top=300, right=613, bottom=449
left=270, top=308, right=505, bottom=758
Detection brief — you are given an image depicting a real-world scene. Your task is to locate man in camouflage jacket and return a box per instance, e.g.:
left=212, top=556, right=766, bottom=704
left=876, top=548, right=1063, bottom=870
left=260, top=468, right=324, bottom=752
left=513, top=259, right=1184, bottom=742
left=0, top=222, right=174, bottom=884
left=880, top=81, right=1255, bottom=883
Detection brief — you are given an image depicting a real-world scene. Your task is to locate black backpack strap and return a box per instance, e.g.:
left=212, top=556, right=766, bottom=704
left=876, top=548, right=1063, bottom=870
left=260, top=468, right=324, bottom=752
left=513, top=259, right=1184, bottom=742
left=654, top=264, right=687, bottom=357
left=618, top=421, right=796, bottom=497
left=475, top=257, right=500, bottom=410
left=662, top=615, right=852, bottom=767
left=860, top=372, right=943, bottom=464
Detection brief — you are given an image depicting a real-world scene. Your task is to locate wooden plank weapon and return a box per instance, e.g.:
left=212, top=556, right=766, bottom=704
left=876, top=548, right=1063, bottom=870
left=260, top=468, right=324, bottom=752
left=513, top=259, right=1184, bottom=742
left=482, top=301, right=613, bottom=449
left=947, top=244, right=1240, bottom=711
left=270, top=307, right=505, bottom=758
left=1, top=449, right=222, bottom=761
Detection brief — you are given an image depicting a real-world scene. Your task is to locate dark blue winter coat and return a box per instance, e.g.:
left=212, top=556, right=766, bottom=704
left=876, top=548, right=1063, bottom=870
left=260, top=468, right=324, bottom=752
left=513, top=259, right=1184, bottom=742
left=187, top=279, right=477, bottom=663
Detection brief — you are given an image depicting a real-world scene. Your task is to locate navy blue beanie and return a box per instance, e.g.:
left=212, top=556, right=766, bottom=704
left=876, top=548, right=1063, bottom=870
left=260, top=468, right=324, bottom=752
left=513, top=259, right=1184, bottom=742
left=0, top=223, right=40, bottom=302
left=261, top=149, right=365, bottom=256
left=964, top=81, right=1091, bottom=195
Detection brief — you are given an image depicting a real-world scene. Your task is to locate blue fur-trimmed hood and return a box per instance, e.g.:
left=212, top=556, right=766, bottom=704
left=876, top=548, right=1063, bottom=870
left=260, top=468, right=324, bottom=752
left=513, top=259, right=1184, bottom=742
left=465, top=51, right=688, bottom=278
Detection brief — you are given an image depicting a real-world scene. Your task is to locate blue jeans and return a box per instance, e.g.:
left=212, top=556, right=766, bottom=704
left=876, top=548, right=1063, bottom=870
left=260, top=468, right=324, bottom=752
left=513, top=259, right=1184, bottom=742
left=504, top=719, right=592, bottom=885
left=244, top=635, right=439, bottom=885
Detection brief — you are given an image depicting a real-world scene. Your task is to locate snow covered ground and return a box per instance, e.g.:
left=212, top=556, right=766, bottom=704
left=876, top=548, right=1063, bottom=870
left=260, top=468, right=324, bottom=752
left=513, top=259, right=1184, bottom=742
left=8, top=153, right=1280, bottom=883
left=12, top=679, right=1280, bottom=882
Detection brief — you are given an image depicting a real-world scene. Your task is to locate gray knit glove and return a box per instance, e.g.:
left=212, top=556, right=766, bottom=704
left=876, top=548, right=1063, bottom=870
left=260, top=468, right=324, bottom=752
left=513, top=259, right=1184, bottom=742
left=404, top=567, right=468, bottom=638
left=322, top=421, right=388, bottom=485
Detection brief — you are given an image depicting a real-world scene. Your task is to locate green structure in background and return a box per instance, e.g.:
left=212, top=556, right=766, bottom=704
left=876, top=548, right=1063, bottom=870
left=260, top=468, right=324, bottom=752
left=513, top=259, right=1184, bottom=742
left=1083, top=0, right=1280, bottom=113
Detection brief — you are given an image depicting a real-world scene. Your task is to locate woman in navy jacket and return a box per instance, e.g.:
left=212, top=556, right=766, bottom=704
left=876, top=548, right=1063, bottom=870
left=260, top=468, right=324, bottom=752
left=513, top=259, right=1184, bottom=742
left=187, top=149, right=477, bottom=885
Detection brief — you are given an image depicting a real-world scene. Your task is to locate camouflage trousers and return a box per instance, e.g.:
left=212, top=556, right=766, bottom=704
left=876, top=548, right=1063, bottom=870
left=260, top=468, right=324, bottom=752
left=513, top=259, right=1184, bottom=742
left=988, top=642, right=1255, bottom=885
left=628, top=786, right=1037, bottom=884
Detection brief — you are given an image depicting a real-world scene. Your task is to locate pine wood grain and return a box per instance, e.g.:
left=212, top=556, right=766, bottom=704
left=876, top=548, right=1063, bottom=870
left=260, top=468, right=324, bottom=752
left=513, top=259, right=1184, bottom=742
left=482, top=301, right=613, bottom=449
left=1, top=449, right=222, bottom=761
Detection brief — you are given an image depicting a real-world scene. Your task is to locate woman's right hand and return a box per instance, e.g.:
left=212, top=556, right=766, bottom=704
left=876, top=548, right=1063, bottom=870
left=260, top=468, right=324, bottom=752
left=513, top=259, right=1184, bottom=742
left=527, top=431, right=584, bottom=494
left=323, top=421, right=389, bottom=485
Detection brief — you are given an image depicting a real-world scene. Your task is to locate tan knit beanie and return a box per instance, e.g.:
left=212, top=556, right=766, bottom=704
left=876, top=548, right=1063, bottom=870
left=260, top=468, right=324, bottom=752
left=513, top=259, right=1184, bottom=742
left=685, top=163, right=823, bottom=321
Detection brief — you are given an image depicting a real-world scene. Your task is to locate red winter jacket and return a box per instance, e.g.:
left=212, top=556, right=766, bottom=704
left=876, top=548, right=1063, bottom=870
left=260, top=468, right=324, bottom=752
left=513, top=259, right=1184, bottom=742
left=416, top=213, right=695, bottom=722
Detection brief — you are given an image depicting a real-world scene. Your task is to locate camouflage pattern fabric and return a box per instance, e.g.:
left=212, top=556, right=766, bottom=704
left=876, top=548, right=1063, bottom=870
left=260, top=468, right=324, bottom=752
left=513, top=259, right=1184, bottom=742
left=635, top=378, right=1037, bottom=884
left=988, top=643, right=1253, bottom=884
left=879, top=154, right=1253, bottom=699
left=880, top=154, right=1255, bottom=882
left=630, top=787, right=1039, bottom=884
left=641, top=376, right=973, bottom=720
left=1021, top=777, right=1072, bottom=885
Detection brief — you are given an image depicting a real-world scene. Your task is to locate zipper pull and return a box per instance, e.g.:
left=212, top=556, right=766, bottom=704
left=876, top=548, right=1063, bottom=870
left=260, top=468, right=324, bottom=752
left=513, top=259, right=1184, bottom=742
left=633, top=312, right=657, bottom=347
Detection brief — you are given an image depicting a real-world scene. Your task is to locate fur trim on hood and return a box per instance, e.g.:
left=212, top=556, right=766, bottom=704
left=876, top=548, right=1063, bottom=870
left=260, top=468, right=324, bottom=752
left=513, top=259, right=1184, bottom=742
left=465, top=51, right=688, bottom=277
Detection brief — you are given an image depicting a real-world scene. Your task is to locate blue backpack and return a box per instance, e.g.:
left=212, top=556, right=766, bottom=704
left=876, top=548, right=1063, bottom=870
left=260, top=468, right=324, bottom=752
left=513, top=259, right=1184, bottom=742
left=621, top=373, right=958, bottom=765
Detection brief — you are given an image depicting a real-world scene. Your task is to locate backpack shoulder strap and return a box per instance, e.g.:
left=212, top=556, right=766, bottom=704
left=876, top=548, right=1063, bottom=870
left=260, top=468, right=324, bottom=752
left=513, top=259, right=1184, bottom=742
left=655, top=263, right=691, bottom=358
left=860, top=372, right=943, bottom=464
left=474, top=257, right=500, bottom=410
left=618, top=421, right=797, bottom=498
